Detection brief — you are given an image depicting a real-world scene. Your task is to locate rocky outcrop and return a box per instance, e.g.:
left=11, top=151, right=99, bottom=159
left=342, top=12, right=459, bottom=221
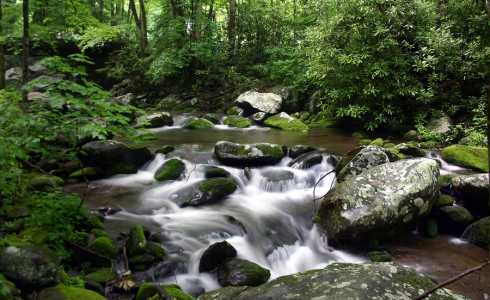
left=336, top=146, right=390, bottom=181
left=214, top=141, right=286, bottom=167
left=452, top=174, right=489, bottom=218
left=199, top=262, right=465, bottom=300
left=317, top=159, right=439, bottom=243
left=0, top=245, right=60, bottom=291
left=235, top=91, right=282, bottom=115
left=79, top=140, right=153, bottom=177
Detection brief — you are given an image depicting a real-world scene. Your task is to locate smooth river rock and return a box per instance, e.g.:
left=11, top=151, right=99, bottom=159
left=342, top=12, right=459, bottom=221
left=214, top=141, right=286, bottom=167
left=198, top=262, right=466, bottom=300
left=235, top=91, right=282, bottom=115
left=317, top=158, right=439, bottom=243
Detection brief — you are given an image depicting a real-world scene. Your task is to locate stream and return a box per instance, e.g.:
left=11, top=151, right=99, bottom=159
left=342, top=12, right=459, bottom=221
left=66, top=116, right=490, bottom=298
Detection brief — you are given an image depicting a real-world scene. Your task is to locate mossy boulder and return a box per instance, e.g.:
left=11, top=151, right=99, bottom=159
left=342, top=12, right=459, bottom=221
left=126, top=225, right=166, bottom=271
left=155, top=146, right=175, bottom=155
left=199, top=241, right=237, bottom=272
left=137, top=112, right=173, bottom=128
left=264, top=112, right=308, bottom=132
left=287, top=152, right=323, bottom=169
left=223, top=116, right=252, bottom=128
left=29, top=174, right=64, bottom=191
left=84, top=268, right=116, bottom=285
left=441, top=145, right=488, bottom=172
left=37, top=284, right=107, bottom=300
left=0, top=246, right=60, bottom=291
left=79, top=140, right=154, bottom=177
left=199, top=262, right=465, bottom=300
left=462, top=216, right=490, bottom=249
left=419, top=218, right=439, bottom=238
left=127, top=225, right=147, bottom=256
left=226, top=106, right=244, bottom=116
left=214, top=141, right=286, bottom=167
left=170, top=178, right=238, bottom=207
left=202, top=113, right=220, bottom=124
left=89, top=237, right=118, bottom=259
left=395, top=143, right=428, bottom=157
left=451, top=174, right=489, bottom=218
left=435, top=195, right=455, bottom=208
left=154, top=159, right=186, bottom=181
left=317, top=159, right=439, bottom=244
left=204, top=166, right=230, bottom=179
left=135, top=283, right=194, bottom=300
left=183, top=118, right=214, bottom=129
left=217, top=259, right=270, bottom=287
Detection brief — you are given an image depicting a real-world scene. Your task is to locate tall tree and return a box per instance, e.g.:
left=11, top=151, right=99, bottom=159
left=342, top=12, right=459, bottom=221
left=486, top=0, right=490, bottom=216
left=129, top=0, right=147, bottom=53
left=22, top=0, right=29, bottom=102
left=227, top=0, right=236, bottom=59
left=0, top=0, right=5, bottom=89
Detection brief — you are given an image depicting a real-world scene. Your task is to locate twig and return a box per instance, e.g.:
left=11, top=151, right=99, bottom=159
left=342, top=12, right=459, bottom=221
left=414, top=260, right=490, bottom=300
left=312, top=169, right=336, bottom=212
left=185, top=163, right=197, bottom=182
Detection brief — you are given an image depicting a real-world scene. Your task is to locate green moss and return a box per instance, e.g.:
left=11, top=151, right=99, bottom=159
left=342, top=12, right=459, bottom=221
left=136, top=283, right=194, bottom=300
left=437, top=175, right=455, bottom=189
left=29, top=174, right=64, bottom=191
left=264, top=114, right=308, bottom=132
left=84, top=268, right=116, bottom=284
left=419, top=140, right=439, bottom=149
left=463, top=217, right=490, bottom=249
left=367, top=251, right=392, bottom=262
left=199, top=178, right=237, bottom=200
left=89, top=237, right=117, bottom=259
left=255, top=144, right=285, bottom=158
left=204, top=166, right=230, bottom=179
left=226, top=107, right=242, bottom=116
left=370, top=138, right=384, bottom=147
left=155, top=146, right=175, bottom=155
left=384, top=142, right=395, bottom=148
left=435, top=195, right=455, bottom=208
left=154, top=159, right=185, bottom=181
left=441, top=145, right=488, bottom=172
left=69, top=167, right=97, bottom=179
left=145, top=242, right=166, bottom=259
left=0, top=273, right=19, bottom=300
left=37, top=284, right=107, bottom=300
left=183, top=118, right=214, bottom=129
left=359, top=139, right=372, bottom=145
left=128, top=225, right=147, bottom=256
left=223, top=116, right=252, bottom=128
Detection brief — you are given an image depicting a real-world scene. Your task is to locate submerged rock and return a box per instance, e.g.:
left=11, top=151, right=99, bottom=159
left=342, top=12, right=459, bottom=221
left=79, top=140, right=153, bottom=177
left=217, top=258, right=271, bottom=287
left=317, top=158, right=439, bottom=243
left=441, top=145, right=488, bottom=172
left=223, top=116, right=252, bottom=128
left=214, top=141, right=286, bottom=167
left=452, top=174, right=489, bottom=218
left=170, top=178, right=238, bottom=207
left=0, top=245, right=60, bottom=291
left=261, top=170, right=294, bottom=182
left=336, top=146, right=389, bottom=181
left=199, top=262, right=465, bottom=300
left=199, top=241, right=237, bottom=272
left=462, top=216, right=490, bottom=249
left=288, top=151, right=323, bottom=169
left=264, top=112, right=308, bottom=132
left=154, top=158, right=186, bottom=181
left=235, top=91, right=282, bottom=115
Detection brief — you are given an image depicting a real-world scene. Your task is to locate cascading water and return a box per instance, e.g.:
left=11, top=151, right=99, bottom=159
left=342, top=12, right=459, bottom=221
left=96, top=149, right=363, bottom=294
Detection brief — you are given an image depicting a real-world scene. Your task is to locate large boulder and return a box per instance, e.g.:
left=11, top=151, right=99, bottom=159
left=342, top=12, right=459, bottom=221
left=462, top=216, right=490, bottom=249
left=199, top=241, right=237, bottom=272
left=79, top=140, right=153, bottom=177
left=452, top=174, right=489, bottom=218
left=37, top=284, right=107, bottom=300
left=317, top=158, right=439, bottom=243
left=264, top=112, right=308, bottom=133
left=336, top=146, right=390, bottom=181
left=217, top=259, right=271, bottom=287
left=235, top=91, right=282, bottom=115
left=0, top=246, right=60, bottom=291
left=137, top=112, right=173, bottom=128
left=441, top=145, right=488, bottom=172
left=154, top=158, right=186, bottom=182
left=199, top=262, right=465, bottom=300
left=214, top=141, right=286, bottom=167
left=170, top=178, right=238, bottom=207
left=426, top=113, right=451, bottom=134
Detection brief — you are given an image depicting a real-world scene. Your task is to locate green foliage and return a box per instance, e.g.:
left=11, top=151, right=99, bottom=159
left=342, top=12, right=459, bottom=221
left=78, top=24, right=123, bottom=52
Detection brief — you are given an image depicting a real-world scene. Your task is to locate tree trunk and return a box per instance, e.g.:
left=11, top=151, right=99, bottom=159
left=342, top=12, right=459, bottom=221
left=486, top=0, right=490, bottom=222
left=138, top=0, right=148, bottom=51
left=207, top=0, right=214, bottom=21
left=227, top=0, right=236, bottom=59
left=486, top=0, right=490, bottom=17
left=0, top=0, right=5, bottom=90
left=22, top=0, right=29, bottom=102
left=169, top=0, right=184, bottom=17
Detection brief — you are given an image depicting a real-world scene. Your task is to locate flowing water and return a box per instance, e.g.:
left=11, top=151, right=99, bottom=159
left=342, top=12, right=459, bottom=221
left=66, top=117, right=488, bottom=298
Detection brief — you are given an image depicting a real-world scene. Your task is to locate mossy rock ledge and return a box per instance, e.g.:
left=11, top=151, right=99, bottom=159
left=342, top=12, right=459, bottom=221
left=198, top=262, right=466, bottom=300
left=223, top=116, right=252, bottom=128
left=317, top=158, right=439, bottom=244
left=264, top=112, right=308, bottom=133
left=441, top=145, right=488, bottom=172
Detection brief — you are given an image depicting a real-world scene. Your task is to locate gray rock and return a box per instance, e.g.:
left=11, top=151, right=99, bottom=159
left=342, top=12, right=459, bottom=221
left=113, top=93, right=135, bottom=105
left=462, top=216, right=490, bottom=249
left=214, top=141, right=286, bottom=167
left=199, top=262, right=465, bottom=300
left=452, top=174, right=489, bottom=218
left=0, top=246, right=59, bottom=291
left=288, top=145, right=317, bottom=159
left=235, top=91, right=282, bottom=115
left=337, top=146, right=389, bottom=181
left=137, top=112, right=173, bottom=128
left=199, top=241, right=237, bottom=272
left=261, top=170, right=294, bottom=182
left=6, top=67, right=22, bottom=83
left=427, top=114, right=451, bottom=134
left=170, top=178, right=238, bottom=207
left=436, top=205, right=474, bottom=235
left=395, top=143, right=428, bottom=157
left=79, top=140, right=154, bottom=177
left=317, top=158, right=439, bottom=243
left=288, top=151, right=323, bottom=169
